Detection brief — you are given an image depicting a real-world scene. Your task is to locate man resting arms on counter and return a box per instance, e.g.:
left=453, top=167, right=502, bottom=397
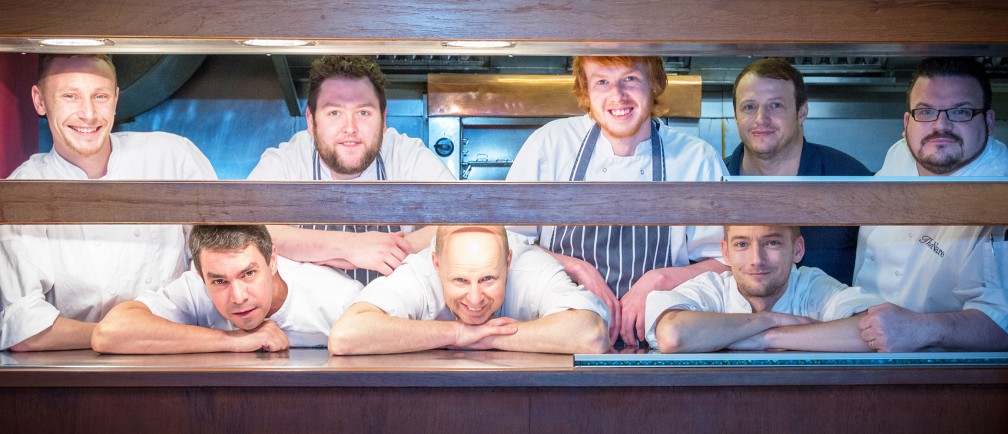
left=645, top=225, right=884, bottom=353
left=92, top=225, right=362, bottom=353
left=328, top=226, right=610, bottom=355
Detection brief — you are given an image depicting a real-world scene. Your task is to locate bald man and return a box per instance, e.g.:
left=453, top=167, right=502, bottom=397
left=328, top=226, right=609, bottom=355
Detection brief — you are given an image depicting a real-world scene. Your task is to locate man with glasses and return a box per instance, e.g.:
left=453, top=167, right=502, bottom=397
left=854, top=57, right=1008, bottom=352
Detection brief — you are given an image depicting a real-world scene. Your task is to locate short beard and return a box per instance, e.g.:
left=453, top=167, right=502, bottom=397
left=910, top=129, right=986, bottom=175
left=316, top=125, right=383, bottom=177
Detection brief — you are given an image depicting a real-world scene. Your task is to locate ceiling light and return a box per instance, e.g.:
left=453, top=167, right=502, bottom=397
left=442, top=41, right=517, bottom=49
left=241, top=39, right=313, bottom=47
left=37, top=38, right=112, bottom=47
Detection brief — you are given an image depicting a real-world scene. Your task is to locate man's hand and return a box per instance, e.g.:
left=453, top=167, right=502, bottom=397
left=727, top=332, right=770, bottom=351
left=344, top=231, right=412, bottom=276
left=559, top=255, right=620, bottom=345
left=226, top=320, right=290, bottom=352
left=858, top=303, right=929, bottom=352
left=764, top=311, right=818, bottom=328
left=620, top=270, right=669, bottom=346
left=449, top=317, right=519, bottom=350
left=727, top=313, right=817, bottom=351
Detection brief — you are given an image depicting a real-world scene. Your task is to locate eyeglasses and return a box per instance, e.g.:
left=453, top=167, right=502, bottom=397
left=909, top=107, right=987, bottom=122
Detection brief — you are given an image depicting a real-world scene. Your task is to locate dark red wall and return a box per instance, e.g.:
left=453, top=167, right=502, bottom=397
left=0, top=53, right=38, bottom=178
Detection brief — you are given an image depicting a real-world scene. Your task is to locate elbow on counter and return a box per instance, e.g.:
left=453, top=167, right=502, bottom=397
left=576, top=313, right=611, bottom=354
left=327, top=326, right=362, bottom=356
left=655, top=325, right=687, bottom=354
left=90, top=320, right=118, bottom=354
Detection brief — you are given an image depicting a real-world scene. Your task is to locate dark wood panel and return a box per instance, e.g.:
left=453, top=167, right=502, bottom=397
left=1, top=385, right=1005, bottom=434
left=0, top=387, right=532, bottom=433
left=532, top=385, right=1008, bottom=433
left=0, top=181, right=1005, bottom=225
left=1, top=0, right=1007, bottom=45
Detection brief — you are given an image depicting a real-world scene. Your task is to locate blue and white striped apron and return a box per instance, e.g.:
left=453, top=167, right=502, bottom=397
left=546, top=120, right=675, bottom=299
left=302, top=149, right=401, bottom=285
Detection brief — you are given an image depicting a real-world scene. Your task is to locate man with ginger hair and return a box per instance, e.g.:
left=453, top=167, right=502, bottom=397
left=506, top=56, right=728, bottom=347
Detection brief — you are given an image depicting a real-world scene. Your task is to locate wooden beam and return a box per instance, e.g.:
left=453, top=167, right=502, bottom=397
left=1, top=181, right=1005, bottom=225
left=1, top=1, right=1007, bottom=47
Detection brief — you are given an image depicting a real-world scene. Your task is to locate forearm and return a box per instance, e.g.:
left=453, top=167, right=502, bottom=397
left=760, top=315, right=871, bottom=352
left=540, top=247, right=576, bottom=269
left=655, top=310, right=775, bottom=353
left=329, top=305, right=460, bottom=355
left=91, top=302, right=236, bottom=354
left=9, top=316, right=95, bottom=352
left=647, top=259, right=730, bottom=292
left=923, top=309, right=1008, bottom=351
left=487, top=310, right=609, bottom=354
left=404, top=226, right=436, bottom=253
left=265, top=224, right=354, bottom=263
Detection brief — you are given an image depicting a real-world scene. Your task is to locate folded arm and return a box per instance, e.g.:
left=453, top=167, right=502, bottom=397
left=482, top=309, right=609, bottom=354
left=91, top=301, right=289, bottom=354
left=328, top=302, right=519, bottom=355
left=731, top=313, right=871, bottom=352
left=654, top=309, right=814, bottom=353
left=859, top=304, right=1008, bottom=352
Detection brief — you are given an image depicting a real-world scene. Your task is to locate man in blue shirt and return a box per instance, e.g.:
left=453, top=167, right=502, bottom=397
left=724, top=58, right=872, bottom=285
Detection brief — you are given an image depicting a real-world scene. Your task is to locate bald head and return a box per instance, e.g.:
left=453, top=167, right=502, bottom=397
left=432, top=225, right=512, bottom=325
left=435, top=225, right=509, bottom=259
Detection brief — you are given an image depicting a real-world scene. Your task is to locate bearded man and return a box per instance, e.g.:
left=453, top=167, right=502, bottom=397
left=248, top=55, right=454, bottom=286
left=854, top=57, right=1008, bottom=352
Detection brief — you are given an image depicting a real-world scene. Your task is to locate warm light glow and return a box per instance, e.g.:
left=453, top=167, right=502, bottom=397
left=37, top=38, right=111, bottom=47
left=241, top=39, right=313, bottom=47
left=442, top=41, right=517, bottom=49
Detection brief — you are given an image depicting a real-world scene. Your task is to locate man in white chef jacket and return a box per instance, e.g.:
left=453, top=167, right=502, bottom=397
left=92, top=225, right=362, bottom=353
left=328, top=226, right=610, bottom=355
left=646, top=225, right=883, bottom=353
left=505, top=55, right=729, bottom=347
left=854, top=57, right=1008, bottom=352
left=0, top=54, right=217, bottom=352
left=248, top=55, right=454, bottom=287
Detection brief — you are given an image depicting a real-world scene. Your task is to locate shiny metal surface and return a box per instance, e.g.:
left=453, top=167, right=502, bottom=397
left=428, top=73, right=702, bottom=118
left=0, top=349, right=572, bottom=371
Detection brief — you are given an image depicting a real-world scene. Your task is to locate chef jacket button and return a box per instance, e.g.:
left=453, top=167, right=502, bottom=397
left=602, top=168, right=608, bottom=173
left=894, top=271, right=901, bottom=277
left=145, top=277, right=152, bottom=284
left=640, top=170, right=644, bottom=175
left=134, top=230, right=142, bottom=237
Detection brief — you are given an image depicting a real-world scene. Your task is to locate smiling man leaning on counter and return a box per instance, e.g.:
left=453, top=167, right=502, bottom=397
left=328, top=225, right=610, bottom=355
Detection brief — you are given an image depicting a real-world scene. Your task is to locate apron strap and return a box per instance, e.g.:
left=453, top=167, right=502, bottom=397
left=568, top=120, right=665, bottom=182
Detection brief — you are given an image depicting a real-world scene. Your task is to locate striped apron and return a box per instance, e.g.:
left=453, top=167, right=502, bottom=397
left=302, top=149, right=402, bottom=285
left=547, top=119, right=675, bottom=299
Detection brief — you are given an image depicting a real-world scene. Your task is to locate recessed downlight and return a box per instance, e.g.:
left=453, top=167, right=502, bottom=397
left=442, top=41, right=517, bottom=49
left=37, top=38, right=112, bottom=47
left=241, top=39, right=313, bottom=47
